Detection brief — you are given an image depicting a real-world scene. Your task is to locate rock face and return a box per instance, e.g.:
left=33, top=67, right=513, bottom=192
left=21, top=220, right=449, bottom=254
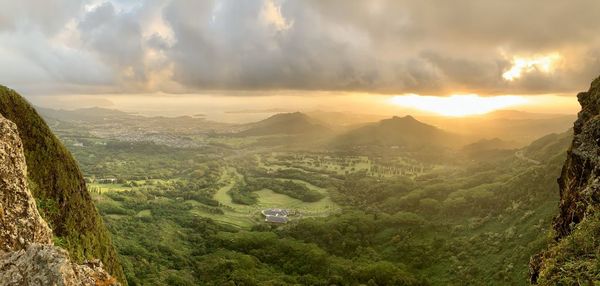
left=553, top=78, right=600, bottom=238
left=0, top=115, right=119, bottom=286
left=0, top=86, right=126, bottom=283
left=530, top=77, right=600, bottom=284
left=0, top=244, right=117, bottom=285
left=0, top=116, right=53, bottom=251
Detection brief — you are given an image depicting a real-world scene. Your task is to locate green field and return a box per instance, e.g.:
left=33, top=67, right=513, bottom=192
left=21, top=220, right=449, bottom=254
left=206, top=167, right=339, bottom=228
left=88, top=183, right=132, bottom=193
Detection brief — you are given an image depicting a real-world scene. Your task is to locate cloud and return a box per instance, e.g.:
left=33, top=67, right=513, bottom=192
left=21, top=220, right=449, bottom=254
left=78, top=2, right=146, bottom=84
left=260, top=0, right=294, bottom=32
left=1, top=0, right=600, bottom=95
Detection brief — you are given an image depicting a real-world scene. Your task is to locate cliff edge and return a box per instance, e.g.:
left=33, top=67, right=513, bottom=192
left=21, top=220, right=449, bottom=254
left=0, top=86, right=126, bottom=283
left=0, top=114, right=118, bottom=285
left=531, top=76, right=600, bottom=284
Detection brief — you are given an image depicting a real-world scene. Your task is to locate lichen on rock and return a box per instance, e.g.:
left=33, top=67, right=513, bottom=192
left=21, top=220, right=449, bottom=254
left=0, top=114, right=53, bottom=251
left=0, top=244, right=118, bottom=286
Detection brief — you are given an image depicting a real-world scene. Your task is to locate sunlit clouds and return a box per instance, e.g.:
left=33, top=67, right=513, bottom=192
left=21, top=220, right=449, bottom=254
left=502, top=53, right=562, bottom=81
left=260, top=0, right=293, bottom=32
left=390, top=94, right=528, bottom=116
left=2, top=0, right=600, bottom=96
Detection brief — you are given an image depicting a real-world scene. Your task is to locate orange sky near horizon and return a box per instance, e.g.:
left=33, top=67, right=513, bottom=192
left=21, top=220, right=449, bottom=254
left=27, top=91, right=581, bottom=123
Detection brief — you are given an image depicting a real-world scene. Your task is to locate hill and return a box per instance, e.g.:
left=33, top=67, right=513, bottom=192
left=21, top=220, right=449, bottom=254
left=417, top=112, right=575, bottom=146
left=484, top=110, right=572, bottom=120
left=331, top=115, right=463, bottom=150
left=37, top=106, right=136, bottom=123
left=236, top=112, right=331, bottom=136
left=463, top=137, right=518, bottom=151
left=306, top=110, right=388, bottom=127
left=522, top=130, right=573, bottom=164
left=0, top=86, right=126, bottom=284
left=460, top=137, right=519, bottom=160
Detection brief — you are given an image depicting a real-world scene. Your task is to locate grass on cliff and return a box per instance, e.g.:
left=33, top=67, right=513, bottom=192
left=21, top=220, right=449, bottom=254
left=536, top=208, right=600, bottom=285
left=0, top=85, right=126, bottom=284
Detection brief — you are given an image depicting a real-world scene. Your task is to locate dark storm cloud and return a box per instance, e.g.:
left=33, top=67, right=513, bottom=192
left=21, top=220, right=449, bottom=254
left=1, top=0, right=600, bottom=95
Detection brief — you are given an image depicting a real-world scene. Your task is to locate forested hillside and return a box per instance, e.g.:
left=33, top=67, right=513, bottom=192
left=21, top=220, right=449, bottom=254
left=55, top=116, right=570, bottom=284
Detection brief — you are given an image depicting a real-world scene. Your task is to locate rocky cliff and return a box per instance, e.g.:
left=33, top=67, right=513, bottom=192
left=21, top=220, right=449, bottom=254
left=0, top=86, right=126, bottom=283
left=0, top=114, right=118, bottom=285
left=531, top=77, right=600, bottom=284
left=0, top=116, right=52, bottom=250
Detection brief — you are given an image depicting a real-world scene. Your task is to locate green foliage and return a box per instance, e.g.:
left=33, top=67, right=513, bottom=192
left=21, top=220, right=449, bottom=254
left=209, top=231, right=424, bottom=285
left=535, top=208, right=600, bottom=285
left=228, top=182, right=259, bottom=205
left=89, top=141, right=567, bottom=285
left=0, top=86, right=126, bottom=284
left=42, top=100, right=573, bottom=285
left=245, top=178, right=325, bottom=202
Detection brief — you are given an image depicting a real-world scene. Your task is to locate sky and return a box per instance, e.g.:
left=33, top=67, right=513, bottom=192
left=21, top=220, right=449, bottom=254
left=1, top=0, right=597, bottom=118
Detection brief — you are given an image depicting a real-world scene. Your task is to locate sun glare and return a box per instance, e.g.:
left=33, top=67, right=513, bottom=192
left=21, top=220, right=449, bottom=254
left=389, top=94, right=529, bottom=117
left=502, top=53, right=561, bottom=81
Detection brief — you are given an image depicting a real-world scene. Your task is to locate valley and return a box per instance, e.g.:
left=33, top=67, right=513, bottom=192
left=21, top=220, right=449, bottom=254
left=42, top=107, right=572, bottom=285
left=2, top=3, right=597, bottom=285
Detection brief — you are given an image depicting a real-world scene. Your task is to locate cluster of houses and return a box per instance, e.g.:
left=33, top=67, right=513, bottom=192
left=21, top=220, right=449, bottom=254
left=261, top=208, right=289, bottom=224
left=84, top=177, right=118, bottom=184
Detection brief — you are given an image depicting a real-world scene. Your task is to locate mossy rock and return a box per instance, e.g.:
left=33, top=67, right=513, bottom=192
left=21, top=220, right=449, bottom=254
left=0, top=85, right=126, bottom=284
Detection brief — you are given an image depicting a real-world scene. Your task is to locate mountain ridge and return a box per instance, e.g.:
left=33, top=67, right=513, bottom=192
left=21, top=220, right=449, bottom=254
left=236, top=112, right=331, bottom=136
left=331, top=115, right=464, bottom=150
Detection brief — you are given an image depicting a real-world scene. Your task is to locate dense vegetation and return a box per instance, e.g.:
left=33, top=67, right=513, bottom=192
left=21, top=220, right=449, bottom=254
left=0, top=86, right=126, bottom=284
left=30, top=96, right=578, bottom=285
left=51, top=125, right=570, bottom=285
left=533, top=209, right=600, bottom=284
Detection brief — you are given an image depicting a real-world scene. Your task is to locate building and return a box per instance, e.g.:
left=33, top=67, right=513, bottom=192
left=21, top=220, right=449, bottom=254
left=97, top=178, right=117, bottom=184
left=265, top=215, right=288, bottom=224
left=262, top=208, right=289, bottom=217
left=261, top=208, right=289, bottom=224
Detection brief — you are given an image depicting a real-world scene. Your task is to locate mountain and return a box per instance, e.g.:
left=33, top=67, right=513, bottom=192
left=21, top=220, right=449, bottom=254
left=331, top=115, right=463, bottom=150
left=463, top=137, right=518, bottom=151
left=0, top=86, right=126, bottom=284
left=521, top=131, right=573, bottom=164
left=306, top=110, right=389, bottom=127
left=416, top=112, right=575, bottom=146
left=484, top=109, right=572, bottom=120
left=37, top=106, right=136, bottom=123
left=236, top=112, right=331, bottom=136
left=460, top=137, right=519, bottom=160
left=530, top=77, right=600, bottom=284
left=0, top=113, right=118, bottom=285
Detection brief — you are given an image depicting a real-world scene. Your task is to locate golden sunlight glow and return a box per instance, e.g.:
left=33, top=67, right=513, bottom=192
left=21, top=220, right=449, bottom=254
left=389, top=94, right=529, bottom=116
left=502, top=53, right=561, bottom=81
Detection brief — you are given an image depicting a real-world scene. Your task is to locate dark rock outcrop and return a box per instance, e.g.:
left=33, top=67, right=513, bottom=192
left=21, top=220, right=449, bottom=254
left=531, top=77, right=600, bottom=284
left=553, top=78, right=600, bottom=238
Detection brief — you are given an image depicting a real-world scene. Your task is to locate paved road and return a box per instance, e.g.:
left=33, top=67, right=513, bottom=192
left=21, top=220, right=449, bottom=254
left=514, top=150, right=541, bottom=165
